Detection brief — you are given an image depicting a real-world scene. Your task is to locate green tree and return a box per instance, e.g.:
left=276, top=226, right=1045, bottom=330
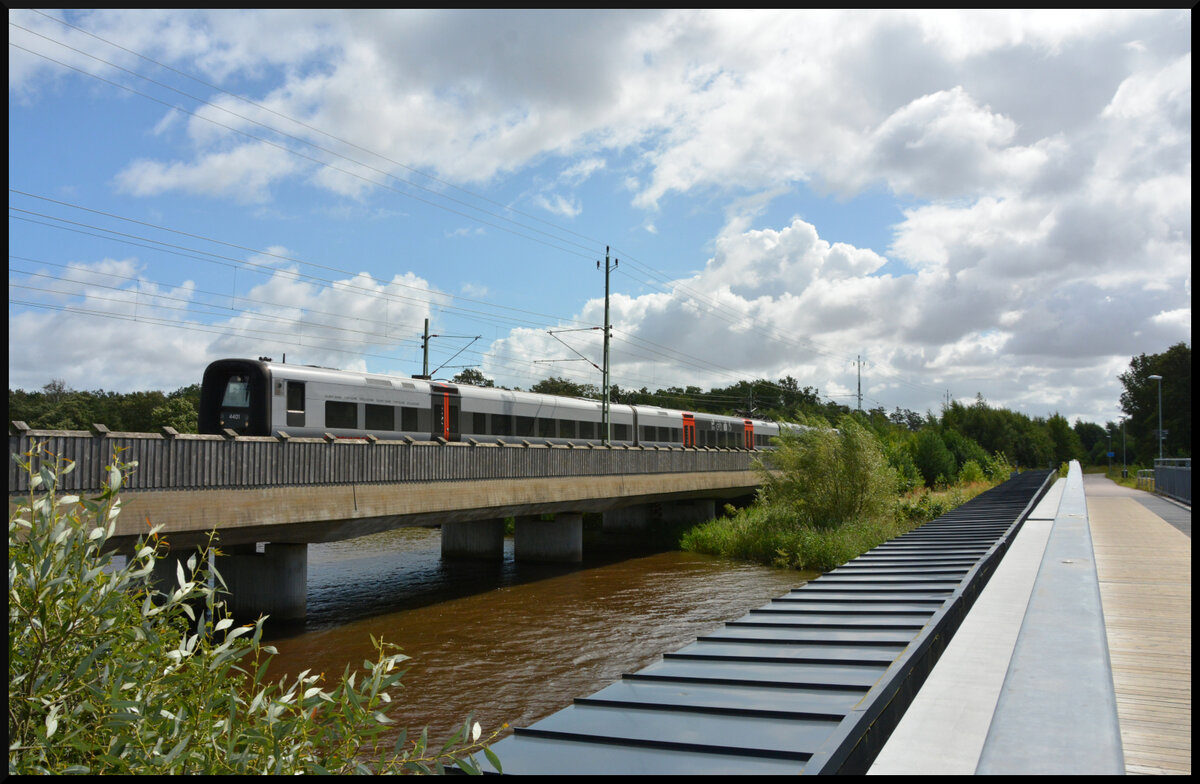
left=1044, top=413, right=1085, bottom=465
left=1119, top=342, right=1191, bottom=460
left=451, top=368, right=494, bottom=388
left=1074, top=419, right=1108, bottom=464
left=911, top=428, right=956, bottom=487
left=151, top=397, right=199, bottom=433
left=941, top=428, right=991, bottom=475
left=529, top=376, right=598, bottom=399
left=8, top=445, right=502, bottom=775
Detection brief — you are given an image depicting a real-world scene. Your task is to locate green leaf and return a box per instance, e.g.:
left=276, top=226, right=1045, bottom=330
left=484, top=746, right=502, bottom=774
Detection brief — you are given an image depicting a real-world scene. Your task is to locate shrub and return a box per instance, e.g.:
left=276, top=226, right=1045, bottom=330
left=8, top=444, right=501, bottom=775
left=984, top=450, right=1014, bottom=481
left=958, top=459, right=986, bottom=484
left=757, top=415, right=897, bottom=530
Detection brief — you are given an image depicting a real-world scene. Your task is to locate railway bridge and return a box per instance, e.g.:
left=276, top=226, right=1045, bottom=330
left=9, top=423, right=764, bottom=621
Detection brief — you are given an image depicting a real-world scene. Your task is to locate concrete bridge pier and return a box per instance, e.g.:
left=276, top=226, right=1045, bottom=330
left=441, top=519, right=506, bottom=560
left=661, top=498, right=717, bottom=525
left=602, top=504, right=652, bottom=533
left=214, top=543, right=308, bottom=623
left=515, top=513, right=582, bottom=563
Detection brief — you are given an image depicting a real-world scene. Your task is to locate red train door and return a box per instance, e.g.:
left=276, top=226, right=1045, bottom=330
left=744, top=419, right=755, bottom=450
left=682, top=413, right=696, bottom=448
left=430, top=385, right=460, bottom=441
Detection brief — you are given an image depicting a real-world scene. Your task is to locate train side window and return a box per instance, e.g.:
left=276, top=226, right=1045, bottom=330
left=286, top=381, right=305, bottom=427
left=401, top=406, right=419, bottom=432
left=365, top=404, right=395, bottom=431
left=579, top=420, right=594, bottom=439
left=613, top=423, right=629, bottom=441
left=516, top=416, right=535, bottom=437
left=473, top=412, right=487, bottom=435
left=325, top=400, right=357, bottom=429
left=558, top=419, right=575, bottom=438
left=538, top=418, right=555, bottom=437
left=670, top=427, right=681, bottom=443
left=493, top=415, right=512, bottom=436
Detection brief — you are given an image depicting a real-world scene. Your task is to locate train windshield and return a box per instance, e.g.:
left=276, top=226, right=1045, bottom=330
left=222, top=375, right=251, bottom=407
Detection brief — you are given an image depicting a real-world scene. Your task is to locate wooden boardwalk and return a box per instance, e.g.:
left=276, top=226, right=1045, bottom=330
left=1086, top=481, right=1191, bottom=776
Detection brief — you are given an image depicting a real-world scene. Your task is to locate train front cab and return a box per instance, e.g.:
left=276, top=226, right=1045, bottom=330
left=199, top=359, right=271, bottom=436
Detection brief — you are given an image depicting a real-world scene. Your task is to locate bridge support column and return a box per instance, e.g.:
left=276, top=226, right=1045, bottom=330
left=515, top=513, right=582, bottom=563
left=602, top=504, right=652, bottom=533
left=215, top=543, right=307, bottom=623
left=661, top=499, right=717, bottom=525
left=441, top=519, right=506, bottom=560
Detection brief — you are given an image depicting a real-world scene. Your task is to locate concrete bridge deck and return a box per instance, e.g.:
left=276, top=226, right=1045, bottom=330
left=869, top=471, right=1190, bottom=775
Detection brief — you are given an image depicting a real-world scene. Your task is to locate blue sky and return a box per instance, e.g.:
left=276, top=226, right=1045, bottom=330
left=8, top=9, right=1192, bottom=426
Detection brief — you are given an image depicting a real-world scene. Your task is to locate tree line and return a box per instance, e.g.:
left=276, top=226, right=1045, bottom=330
left=9, top=343, right=1188, bottom=480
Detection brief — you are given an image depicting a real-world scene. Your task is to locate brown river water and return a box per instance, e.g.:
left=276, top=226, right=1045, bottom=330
left=260, top=523, right=813, bottom=748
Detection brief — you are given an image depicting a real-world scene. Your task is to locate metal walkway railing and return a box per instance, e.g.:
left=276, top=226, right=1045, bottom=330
left=480, top=469, right=1054, bottom=774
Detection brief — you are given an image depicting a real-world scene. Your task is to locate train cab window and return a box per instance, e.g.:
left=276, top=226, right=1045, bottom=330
left=365, top=404, right=395, bottom=431
left=401, top=406, right=419, bottom=432
left=558, top=419, right=575, bottom=438
left=223, top=375, right=251, bottom=407
left=325, top=400, right=357, bottom=430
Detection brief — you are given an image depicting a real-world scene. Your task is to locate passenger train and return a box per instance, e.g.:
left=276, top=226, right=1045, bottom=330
left=199, top=358, right=800, bottom=449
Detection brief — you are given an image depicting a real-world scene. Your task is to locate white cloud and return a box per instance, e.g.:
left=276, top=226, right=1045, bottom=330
left=9, top=9, right=1191, bottom=425
left=114, top=142, right=299, bottom=203
left=533, top=193, right=582, bottom=218
left=8, top=254, right=442, bottom=392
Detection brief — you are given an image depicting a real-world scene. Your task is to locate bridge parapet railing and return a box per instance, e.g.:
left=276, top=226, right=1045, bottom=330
left=1153, top=458, right=1191, bottom=505
left=8, top=426, right=758, bottom=493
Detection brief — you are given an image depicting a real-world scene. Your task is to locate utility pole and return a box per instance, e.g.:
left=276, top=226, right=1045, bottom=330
left=598, top=247, right=617, bottom=444
left=419, top=318, right=432, bottom=379
left=417, top=318, right=480, bottom=380
left=853, top=354, right=866, bottom=411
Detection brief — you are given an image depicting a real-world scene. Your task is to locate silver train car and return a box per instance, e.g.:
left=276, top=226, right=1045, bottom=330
left=199, top=358, right=800, bottom=449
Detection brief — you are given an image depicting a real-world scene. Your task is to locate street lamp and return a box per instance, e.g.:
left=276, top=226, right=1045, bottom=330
left=1121, top=417, right=1127, bottom=478
left=1148, top=374, right=1163, bottom=460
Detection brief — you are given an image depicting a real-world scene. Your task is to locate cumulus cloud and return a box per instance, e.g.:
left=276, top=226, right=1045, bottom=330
left=8, top=254, right=442, bottom=392
left=9, top=9, right=1191, bottom=424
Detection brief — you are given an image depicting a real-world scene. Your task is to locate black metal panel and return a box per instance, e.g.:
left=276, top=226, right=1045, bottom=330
left=481, top=469, right=1055, bottom=775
